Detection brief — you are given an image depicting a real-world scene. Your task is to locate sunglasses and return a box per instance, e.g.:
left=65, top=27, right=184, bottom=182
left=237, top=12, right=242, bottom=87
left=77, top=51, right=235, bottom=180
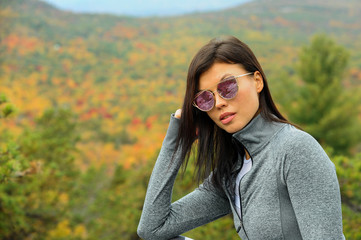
left=193, top=72, right=254, bottom=112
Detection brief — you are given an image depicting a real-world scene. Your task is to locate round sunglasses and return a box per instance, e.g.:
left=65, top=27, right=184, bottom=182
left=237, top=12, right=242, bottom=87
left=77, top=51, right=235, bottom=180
left=193, top=72, right=254, bottom=112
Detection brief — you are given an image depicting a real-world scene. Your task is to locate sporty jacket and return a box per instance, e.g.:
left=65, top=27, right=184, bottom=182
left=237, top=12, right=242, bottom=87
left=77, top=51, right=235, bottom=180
left=137, top=114, right=345, bottom=239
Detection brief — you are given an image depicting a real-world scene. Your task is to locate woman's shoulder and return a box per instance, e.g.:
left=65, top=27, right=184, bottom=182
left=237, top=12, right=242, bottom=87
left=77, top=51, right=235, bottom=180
left=273, top=123, right=323, bottom=154
left=273, top=123, right=334, bottom=169
left=274, top=124, right=336, bottom=184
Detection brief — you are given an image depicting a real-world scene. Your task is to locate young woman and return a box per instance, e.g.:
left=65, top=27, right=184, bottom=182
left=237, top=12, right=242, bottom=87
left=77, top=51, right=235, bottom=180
left=137, top=36, right=345, bottom=240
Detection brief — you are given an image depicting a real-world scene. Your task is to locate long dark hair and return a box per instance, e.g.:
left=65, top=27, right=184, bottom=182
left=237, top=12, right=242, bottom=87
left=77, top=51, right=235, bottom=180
left=175, top=36, right=290, bottom=191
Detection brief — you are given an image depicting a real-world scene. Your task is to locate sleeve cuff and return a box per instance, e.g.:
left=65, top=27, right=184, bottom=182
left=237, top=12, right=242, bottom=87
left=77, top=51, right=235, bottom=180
left=162, top=113, right=180, bottom=149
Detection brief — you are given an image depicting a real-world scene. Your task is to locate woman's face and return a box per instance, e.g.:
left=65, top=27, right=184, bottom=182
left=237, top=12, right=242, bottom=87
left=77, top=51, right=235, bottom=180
left=198, top=62, right=264, bottom=133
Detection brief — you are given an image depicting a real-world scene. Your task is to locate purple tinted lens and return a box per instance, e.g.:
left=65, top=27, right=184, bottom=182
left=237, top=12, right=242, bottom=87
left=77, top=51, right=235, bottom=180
left=195, top=91, right=214, bottom=111
left=218, top=78, right=238, bottom=99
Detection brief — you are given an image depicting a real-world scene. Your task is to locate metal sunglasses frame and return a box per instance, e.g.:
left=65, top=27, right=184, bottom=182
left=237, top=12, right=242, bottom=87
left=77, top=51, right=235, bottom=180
left=192, top=72, right=254, bottom=112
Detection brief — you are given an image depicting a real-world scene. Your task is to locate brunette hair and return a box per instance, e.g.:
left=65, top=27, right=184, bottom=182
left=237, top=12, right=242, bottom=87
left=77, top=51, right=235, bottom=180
left=175, top=36, right=290, bottom=190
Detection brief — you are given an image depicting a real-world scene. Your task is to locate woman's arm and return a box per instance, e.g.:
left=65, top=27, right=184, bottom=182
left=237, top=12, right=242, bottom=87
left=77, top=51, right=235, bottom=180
left=137, top=114, right=231, bottom=240
left=284, top=130, right=344, bottom=239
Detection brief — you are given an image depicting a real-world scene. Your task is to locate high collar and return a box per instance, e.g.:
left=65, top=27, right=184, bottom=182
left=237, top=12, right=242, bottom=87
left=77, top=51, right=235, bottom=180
left=232, top=114, right=286, bottom=158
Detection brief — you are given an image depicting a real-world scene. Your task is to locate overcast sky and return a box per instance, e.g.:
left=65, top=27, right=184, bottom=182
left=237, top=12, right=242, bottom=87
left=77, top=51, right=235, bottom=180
left=41, top=0, right=251, bottom=17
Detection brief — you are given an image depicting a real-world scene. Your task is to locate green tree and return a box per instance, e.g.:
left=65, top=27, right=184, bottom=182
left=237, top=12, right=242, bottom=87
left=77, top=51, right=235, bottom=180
left=0, top=107, right=81, bottom=240
left=0, top=93, right=15, bottom=120
left=0, top=93, right=20, bottom=187
left=286, top=34, right=360, bottom=154
left=329, top=150, right=361, bottom=239
left=20, top=108, right=79, bottom=173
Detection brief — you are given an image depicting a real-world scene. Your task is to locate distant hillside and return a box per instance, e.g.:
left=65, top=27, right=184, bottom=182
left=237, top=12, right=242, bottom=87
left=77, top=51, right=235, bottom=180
left=223, top=0, right=361, bottom=42
left=2, top=0, right=361, bottom=65
left=2, top=0, right=361, bottom=42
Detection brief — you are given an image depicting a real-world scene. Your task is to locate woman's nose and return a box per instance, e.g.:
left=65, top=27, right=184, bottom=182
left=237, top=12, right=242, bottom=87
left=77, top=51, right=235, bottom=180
left=214, top=92, right=228, bottom=109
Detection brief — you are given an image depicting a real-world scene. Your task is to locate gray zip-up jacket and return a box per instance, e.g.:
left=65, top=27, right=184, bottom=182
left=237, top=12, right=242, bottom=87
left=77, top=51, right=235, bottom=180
left=137, top=114, right=344, bottom=239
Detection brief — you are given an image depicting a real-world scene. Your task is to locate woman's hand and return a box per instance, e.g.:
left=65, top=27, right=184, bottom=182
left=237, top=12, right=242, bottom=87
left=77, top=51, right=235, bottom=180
left=175, top=109, right=182, bottom=119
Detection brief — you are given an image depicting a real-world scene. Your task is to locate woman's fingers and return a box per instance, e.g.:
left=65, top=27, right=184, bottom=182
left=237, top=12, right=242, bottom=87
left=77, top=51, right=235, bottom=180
left=175, top=109, right=182, bottom=119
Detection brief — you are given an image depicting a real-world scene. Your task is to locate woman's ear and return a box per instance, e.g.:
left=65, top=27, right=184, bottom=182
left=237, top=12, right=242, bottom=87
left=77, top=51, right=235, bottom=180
left=254, top=71, right=264, bottom=93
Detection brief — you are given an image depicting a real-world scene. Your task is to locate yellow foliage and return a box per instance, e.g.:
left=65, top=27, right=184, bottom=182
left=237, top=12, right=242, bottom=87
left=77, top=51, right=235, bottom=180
left=346, top=189, right=354, bottom=198
left=74, top=224, right=87, bottom=239
left=0, top=6, right=18, bottom=18
left=76, top=142, right=121, bottom=170
left=67, top=78, right=77, bottom=88
left=45, top=190, right=58, bottom=205
left=48, top=220, right=72, bottom=239
left=51, top=77, right=63, bottom=86
left=47, top=221, right=87, bottom=239
left=59, top=193, right=69, bottom=205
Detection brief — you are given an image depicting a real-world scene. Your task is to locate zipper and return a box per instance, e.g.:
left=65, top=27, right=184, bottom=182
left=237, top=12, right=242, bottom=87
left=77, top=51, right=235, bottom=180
left=238, top=175, right=250, bottom=239
left=233, top=139, right=252, bottom=239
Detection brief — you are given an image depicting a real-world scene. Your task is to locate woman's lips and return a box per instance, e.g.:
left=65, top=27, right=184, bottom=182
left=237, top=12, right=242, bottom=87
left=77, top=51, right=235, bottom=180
left=220, top=112, right=236, bottom=124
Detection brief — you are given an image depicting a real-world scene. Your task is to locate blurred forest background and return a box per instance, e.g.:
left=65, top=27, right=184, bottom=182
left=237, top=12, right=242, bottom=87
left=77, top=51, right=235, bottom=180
left=0, top=0, right=361, bottom=239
